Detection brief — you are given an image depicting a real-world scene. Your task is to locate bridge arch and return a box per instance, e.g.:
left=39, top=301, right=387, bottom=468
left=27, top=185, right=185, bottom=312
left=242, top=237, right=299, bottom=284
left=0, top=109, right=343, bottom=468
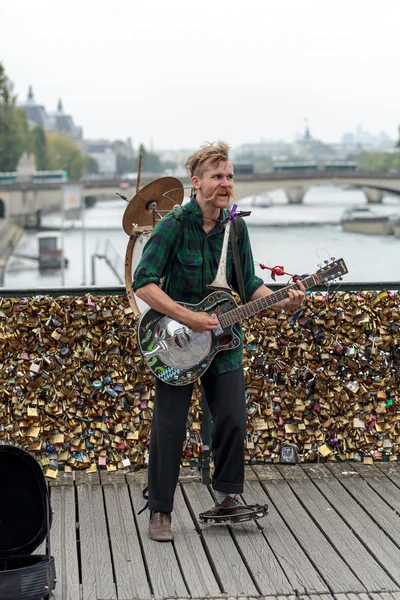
left=0, top=198, right=5, bottom=218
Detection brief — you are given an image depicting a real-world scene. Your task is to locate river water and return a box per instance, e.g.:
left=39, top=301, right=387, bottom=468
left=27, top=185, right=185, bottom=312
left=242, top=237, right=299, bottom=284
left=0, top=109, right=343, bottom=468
left=4, top=186, right=400, bottom=289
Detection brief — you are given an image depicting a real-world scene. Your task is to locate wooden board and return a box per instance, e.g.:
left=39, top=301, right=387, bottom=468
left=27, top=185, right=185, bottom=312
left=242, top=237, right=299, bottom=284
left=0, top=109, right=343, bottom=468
left=285, top=476, right=395, bottom=591
left=312, top=475, right=400, bottom=587
left=50, top=485, right=80, bottom=600
left=102, top=481, right=151, bottom=599
left=182, top=481, right=258, bottom=597
left=173, top=484, right=222, bottom=598
left=263, top=478, right=365, bottom=593
left=128, top=480, right=189, bottom=599
left=42, top=465, right=400, bottom=599
left=338, top=476, right=400, bottom=553
left=243, top=479, right=322, bottom=595
left=77, top=482, right=117, bottom=600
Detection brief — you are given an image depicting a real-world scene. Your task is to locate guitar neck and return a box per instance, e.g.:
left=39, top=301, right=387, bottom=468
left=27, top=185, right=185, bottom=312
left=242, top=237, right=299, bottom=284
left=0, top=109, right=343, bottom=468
left=219, top=274, right=318, bottom=328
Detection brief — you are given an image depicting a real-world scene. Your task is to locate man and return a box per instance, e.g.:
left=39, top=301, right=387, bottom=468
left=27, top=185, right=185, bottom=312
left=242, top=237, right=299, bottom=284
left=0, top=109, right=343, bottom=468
left=133, top=141, right=305, bottom=541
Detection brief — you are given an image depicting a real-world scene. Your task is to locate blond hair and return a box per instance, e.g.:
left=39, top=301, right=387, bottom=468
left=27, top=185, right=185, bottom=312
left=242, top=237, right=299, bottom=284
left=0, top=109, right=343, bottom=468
left=185, top=141, right=231, bottom=179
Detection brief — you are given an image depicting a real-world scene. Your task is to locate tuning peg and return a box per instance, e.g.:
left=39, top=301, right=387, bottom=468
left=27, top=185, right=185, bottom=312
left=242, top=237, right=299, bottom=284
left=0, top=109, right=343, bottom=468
left=324, top=260, right=329, bottom=264
left=330, top=256, right=336, bottom=261
left=339, top=277, right=343, bottom=281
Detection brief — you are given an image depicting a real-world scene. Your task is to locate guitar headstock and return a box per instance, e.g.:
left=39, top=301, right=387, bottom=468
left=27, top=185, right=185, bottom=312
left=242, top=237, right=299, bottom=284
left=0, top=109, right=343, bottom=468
left=315, top=258, right=348, bottom=285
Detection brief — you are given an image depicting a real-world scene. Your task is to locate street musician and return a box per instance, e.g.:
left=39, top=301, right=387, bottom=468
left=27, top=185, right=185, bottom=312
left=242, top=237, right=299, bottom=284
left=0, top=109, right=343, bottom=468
left=133, top=141, right=305, bottom=541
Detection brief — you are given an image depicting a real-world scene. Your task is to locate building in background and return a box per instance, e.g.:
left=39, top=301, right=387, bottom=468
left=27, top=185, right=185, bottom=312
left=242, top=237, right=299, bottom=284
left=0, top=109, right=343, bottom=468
left=19, top=87, right=83, bottom=146
left=340, top=125, right=396, bottom=153
left=19, top=86, right=50, bottom=130
left=232, top=140, right=292, bottom=160
left=48, top=99, right=83, bottom=146
left=112, top=138, right=135, bottom=161
left=85, top=140, right=117, bottom=175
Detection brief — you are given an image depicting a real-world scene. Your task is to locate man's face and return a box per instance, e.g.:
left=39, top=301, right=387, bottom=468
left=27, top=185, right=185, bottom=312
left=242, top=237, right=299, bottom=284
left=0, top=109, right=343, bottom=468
left=192, top=160, right=234, bottom=209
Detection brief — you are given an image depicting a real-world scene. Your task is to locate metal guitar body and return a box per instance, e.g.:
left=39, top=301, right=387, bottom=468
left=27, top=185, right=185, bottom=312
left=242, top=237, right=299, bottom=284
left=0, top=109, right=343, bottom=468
left=137, top=291, right=240, bottom=385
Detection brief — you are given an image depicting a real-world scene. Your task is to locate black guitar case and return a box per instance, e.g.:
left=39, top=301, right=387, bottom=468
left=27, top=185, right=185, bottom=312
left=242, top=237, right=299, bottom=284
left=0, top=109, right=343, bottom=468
left=0, top=445, right=56, bottom=600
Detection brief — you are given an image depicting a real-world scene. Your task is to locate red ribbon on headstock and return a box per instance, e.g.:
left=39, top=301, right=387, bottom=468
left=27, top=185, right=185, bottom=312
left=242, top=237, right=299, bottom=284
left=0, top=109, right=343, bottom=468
left=258, top=263, right=298, bottom=282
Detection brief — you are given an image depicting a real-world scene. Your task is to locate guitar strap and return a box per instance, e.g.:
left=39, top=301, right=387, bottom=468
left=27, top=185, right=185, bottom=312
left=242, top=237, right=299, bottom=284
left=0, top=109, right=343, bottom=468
left=230, top=218, right=246, bottom=305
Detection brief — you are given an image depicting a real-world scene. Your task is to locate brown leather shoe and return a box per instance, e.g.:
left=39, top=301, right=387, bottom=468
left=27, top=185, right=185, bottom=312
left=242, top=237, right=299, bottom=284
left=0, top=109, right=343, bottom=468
left=199, top=494, right=268, bottom=524
left=149, top=511, right=174, bottom=542
left=211, top=495, right=255, bottom=518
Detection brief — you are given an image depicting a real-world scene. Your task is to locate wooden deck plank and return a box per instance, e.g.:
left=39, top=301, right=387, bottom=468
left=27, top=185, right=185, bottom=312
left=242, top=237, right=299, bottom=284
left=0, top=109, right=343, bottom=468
left=301, top=464, right=335, bottom=479
left=338, top=476, right=400, bottom=551
left=183, top=481, right=259, bottom=597
left=227, top=516, right=292, bottom=597
left=299, top=596, right=333, bottom=600
left=102, top=481, right=151, bottom=600
left=369, top=594, right=400, bottom=600
left=350, top=463, right=386, bottom=478
left=173, top=484, right=222, bottom=598
left=251, top=464, right=284, bottom=481
left=242, top=480, right=315, bottom=595
left=35, top=465, right=400, bottom=599
left=128, top=479, right=189, bottom=599
left=335, top=594, right=370, bottom=600
left=77, top=482, right=116, bottom=600
left=244, top=479, right=328, bottom=595
left=375, top=463, right=400, bottom=477
left=263, top=478, right=365, bottom=593
left=361, top=475, right=400, bottom=515
left=312, top=476, right=400, bottom=587
left=285, top=477, right=395, bottom=592
left=375, top=464, right=400, bottom=490
left=50, top=485, right=80, bottom=600
left=220, top=491, right=292, bottom=597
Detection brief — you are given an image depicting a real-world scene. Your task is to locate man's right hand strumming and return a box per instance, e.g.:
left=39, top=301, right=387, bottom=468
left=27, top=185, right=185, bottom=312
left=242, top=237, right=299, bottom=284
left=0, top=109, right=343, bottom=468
left=135, top=283, right=219, bottom=333
left=184, top=311, right=219, bottom=333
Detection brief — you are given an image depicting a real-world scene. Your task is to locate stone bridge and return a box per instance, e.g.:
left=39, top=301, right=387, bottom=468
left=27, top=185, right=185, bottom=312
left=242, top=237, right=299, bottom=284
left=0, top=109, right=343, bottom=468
left=1, top=171, right=400, bottom=221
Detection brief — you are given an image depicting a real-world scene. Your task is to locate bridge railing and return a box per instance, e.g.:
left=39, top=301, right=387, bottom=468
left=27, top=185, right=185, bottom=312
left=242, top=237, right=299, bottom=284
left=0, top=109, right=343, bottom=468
left=0, top=282, right=399, bottom=478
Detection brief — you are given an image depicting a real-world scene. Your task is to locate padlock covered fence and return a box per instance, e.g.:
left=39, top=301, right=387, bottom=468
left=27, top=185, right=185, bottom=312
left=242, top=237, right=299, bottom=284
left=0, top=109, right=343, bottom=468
left=0, top=283, right=400, bottom=478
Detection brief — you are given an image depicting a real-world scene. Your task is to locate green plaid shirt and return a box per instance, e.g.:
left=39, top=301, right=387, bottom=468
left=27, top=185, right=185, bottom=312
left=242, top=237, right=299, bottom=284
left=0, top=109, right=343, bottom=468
left=132, top=197, right=264, bottom=374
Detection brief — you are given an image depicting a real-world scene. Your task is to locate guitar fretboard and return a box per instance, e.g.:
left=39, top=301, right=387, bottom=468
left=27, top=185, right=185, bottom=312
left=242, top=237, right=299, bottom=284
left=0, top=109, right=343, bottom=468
left=219, top=274, right=318, bottom=328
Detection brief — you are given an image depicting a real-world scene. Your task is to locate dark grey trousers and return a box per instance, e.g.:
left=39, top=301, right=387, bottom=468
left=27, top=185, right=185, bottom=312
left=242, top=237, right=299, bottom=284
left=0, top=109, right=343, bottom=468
left=147, top=362, right=246, bottom=513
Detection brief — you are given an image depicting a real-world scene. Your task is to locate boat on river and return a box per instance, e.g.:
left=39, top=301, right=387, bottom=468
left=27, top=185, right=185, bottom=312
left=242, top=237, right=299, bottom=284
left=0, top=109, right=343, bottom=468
left=341, top=207, right=395, bottom=235
left=251, top=194, right=273, bottom=208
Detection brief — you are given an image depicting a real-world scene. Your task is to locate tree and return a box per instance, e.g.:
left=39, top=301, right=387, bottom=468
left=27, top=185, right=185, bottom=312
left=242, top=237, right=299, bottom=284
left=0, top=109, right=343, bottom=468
left=0, top=62, right=31, bottom=171
left=116, top=153, right=136, bottom=175
left=86, top=155, right=99, bottom=174
left=139, top=145, right=163, bottom=172
left=350, top=151, right=400, bottom=172
left=46, top=132, right=87, bottom=179
left=31, top=124, right=49, bottom=170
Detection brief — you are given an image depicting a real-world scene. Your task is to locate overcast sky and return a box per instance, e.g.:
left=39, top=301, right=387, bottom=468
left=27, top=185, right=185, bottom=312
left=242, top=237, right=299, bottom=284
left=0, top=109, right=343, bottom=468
left=1, top=0, right=399, bottom=151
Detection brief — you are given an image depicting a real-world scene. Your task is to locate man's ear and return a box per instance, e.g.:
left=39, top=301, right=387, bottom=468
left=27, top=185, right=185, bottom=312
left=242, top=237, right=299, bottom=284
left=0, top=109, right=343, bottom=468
left=191, top=175, right=201, bottom=190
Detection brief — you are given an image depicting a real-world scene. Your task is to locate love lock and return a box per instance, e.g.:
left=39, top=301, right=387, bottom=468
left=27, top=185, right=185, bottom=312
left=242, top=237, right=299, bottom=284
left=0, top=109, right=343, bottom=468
left=30, top=359, right=43, bottom=374
left=51, top=328, right=62, bottom=341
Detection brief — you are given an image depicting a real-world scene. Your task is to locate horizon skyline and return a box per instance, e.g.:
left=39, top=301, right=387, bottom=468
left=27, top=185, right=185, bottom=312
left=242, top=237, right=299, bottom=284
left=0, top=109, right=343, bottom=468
left=15, top=82, right=397, bottom=151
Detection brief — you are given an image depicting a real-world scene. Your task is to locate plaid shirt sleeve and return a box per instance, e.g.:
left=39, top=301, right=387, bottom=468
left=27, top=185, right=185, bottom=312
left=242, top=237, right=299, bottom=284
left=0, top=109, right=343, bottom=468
left=237, top=220, right=264, bottom=301
left=132, top=216, right=180, bottom=292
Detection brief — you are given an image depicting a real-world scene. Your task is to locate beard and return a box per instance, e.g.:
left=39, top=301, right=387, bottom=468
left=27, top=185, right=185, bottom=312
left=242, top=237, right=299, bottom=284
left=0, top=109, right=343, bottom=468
left=203, top=186, right=236, bottom=203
